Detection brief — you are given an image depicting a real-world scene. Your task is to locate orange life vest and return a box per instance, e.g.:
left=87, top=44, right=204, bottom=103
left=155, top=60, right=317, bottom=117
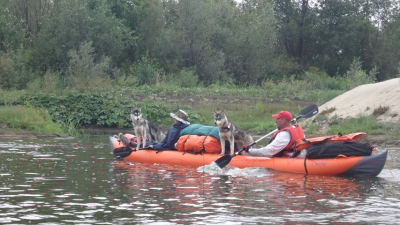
left=272, top=124, right=304, bottom=157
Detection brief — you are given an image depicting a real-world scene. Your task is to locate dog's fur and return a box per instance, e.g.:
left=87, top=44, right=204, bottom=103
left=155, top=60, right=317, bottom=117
left=130, top=108, right=165, bottom=150
left=234, top=130, right=254, bottom=153
left=214, top=111, right=253, bottom=155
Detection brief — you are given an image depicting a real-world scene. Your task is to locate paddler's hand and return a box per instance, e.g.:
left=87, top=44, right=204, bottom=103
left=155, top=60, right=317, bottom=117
left=242, top=145, right=250, bottom=153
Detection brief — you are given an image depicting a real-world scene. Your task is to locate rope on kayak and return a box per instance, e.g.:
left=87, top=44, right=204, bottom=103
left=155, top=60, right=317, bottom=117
left=303, top=157, right=308, bottom=174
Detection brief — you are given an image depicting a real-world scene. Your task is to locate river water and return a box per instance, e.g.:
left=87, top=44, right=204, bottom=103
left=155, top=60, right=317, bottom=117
left=0, top=135, right=399, bottom=224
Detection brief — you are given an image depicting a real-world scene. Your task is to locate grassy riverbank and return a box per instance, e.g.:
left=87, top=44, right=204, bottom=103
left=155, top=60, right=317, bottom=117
left=1, top=78, right=400, bottom=146
left=0, top=106, right=64, bottom=136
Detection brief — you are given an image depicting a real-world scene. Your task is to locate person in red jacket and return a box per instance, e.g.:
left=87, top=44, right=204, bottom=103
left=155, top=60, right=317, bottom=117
left=245, top=111, right=304, bottom=157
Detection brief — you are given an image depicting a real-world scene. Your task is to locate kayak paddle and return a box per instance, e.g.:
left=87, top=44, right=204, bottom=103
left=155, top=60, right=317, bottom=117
left=214, top=104, right=319, bottom=169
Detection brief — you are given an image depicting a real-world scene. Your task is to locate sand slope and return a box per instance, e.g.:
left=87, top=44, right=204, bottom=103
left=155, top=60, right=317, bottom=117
left=320, top=78, right=400, bottom=123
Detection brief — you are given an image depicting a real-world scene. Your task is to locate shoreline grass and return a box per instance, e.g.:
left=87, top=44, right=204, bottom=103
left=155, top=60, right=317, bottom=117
left=0, top=106, right=64, bottom=135
left=1, top=77, right=399, bottom=140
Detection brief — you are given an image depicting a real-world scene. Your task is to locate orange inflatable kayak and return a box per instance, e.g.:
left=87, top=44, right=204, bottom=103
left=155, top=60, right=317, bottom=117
left=109, top=135, right=387, bottom=177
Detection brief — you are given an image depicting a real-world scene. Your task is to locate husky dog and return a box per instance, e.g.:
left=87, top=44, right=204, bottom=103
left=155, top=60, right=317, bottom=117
left=130, top=108, right=165, bottom=150
left=214, top=111, right=254, bottom=155
left=234, top=130, right=254, bottom=153
left=214, top=111, right=238, bottom=155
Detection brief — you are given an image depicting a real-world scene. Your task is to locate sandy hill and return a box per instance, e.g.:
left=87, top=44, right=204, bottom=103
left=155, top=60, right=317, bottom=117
left=319, top=78, right=400, bottom=123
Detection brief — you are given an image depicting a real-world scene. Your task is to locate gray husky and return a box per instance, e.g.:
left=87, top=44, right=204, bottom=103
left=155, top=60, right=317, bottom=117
left=214, top=111, right=253, bottom=155
left=130, top=108, right=165, bottom=150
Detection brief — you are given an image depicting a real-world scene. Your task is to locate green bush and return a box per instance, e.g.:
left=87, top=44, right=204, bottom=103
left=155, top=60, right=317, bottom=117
left=114, top=71, right=140, bottom=87
left=26, top=78, right=42, bottom=93
left=303, top=69, right=347, bottom=90
left=4, top=48, right=35, bottom=90
left=0, top=90, right=25, bottom=106
left=132, top=53, right=163, bottom=85
left=42, top=70, right=63, bottom=93
left=177, top=68, right=199, bottom=88
left=23, top=92, right=180, bottom=128
left=66, top=41, right=112, bottom=91
left=0, top=55, right=16, bottom=90
left=345, top=58, right=376, bottom=89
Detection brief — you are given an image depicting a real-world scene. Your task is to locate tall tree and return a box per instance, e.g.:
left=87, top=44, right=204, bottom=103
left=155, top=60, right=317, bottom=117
left=273, top=0, right=317, bottom=66
left=0, top=3, right=25, bottom=52
left=7, top=0, right=53, bottom=35
left=375, top=14, right=400, bottom=79
left=274, top=0, right=383, bottom=77
left=29, top=0, right=133, bottom=72
left=372, top=0, right=400, bottom=80
left=228, top=0, right=278, bottom=83
left=154, top=0, right=226, bottom=84
left=105, top=0, right=163, bottom=63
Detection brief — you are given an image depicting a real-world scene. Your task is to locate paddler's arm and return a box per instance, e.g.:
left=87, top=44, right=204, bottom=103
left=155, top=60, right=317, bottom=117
left=248, top=131, right=290, bottom=157
left=153, top=127, right=178, bottom=151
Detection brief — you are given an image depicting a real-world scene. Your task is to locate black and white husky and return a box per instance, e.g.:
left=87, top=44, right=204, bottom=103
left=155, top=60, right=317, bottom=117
left=130, top=108, right=165, bottom=150
left=214, top=111, right=253, bottom=155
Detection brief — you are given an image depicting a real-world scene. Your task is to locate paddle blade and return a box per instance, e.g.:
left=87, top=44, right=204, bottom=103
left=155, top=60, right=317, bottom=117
left=113, top=147, right=133, bottom=159
left=215, top=155, right=233, bottom=169
left=297, top=104, right=318, bottom=120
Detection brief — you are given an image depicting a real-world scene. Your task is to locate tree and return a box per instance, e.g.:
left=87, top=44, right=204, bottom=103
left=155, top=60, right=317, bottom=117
left=66, top=41, right=112, bottom=90
left=29, top=0, right=133, bottom=73
left=7, top=0, right=53, bottom=35
left=105, top=0, right=163, bottom=63
left=226, top=0, right=278, bottom=83
left=375, top=14, right=400, bottom=80
left=273, top=0, right=317, bottom=67
left=0, top=3, right=25, bottom=52
left=153, top=0, right=226, bottom=84
left=0, top=55, right=16, bottom=89
left=273, top=0, right=385, bottom=77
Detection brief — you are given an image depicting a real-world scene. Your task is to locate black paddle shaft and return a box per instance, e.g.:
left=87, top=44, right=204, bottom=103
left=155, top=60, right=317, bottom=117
left=215, top=104, right=319, bottom=169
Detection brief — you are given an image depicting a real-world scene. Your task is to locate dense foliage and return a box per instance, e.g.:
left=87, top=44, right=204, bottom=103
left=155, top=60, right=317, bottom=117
left=0, top=0, right=399, bottom=91
left=22, top=92, right=192, bottom=128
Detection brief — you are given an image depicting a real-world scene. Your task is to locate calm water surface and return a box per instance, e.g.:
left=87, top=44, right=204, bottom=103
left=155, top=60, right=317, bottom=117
left=0, top=135, right=399, bottom=224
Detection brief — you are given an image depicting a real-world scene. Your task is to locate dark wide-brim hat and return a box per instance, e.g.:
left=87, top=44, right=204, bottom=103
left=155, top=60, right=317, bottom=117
left=170, top=109, right=190, bottom=125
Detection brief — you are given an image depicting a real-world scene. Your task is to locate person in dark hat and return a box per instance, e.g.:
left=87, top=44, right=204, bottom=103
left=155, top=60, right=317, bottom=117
left=244, top=111, right=304, bottom=157
left=149, top=109, right=190, bottom=151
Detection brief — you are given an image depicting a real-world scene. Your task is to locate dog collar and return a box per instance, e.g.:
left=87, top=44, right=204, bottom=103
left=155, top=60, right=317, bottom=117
left=220, top=125, right=230, bottom=131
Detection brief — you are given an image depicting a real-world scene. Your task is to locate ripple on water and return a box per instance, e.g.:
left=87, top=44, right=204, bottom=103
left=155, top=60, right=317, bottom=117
left=0, top=217, right=21, bottom=223
left=20, top=214, right=57, bottom=220
left=0, top=203, right=20, bottom=209
left=197, top=162, right=272, bottom=177
left=379, top=169, right=400, bottom=181
left=1, top=140, right=399, bottom=224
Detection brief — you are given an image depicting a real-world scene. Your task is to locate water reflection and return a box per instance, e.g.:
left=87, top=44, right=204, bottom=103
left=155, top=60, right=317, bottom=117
left=0, top=137, right=399, bottom=224
left=108, top=158, right=400, bottom=223
left=113, top=161, right=362, bottom=209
